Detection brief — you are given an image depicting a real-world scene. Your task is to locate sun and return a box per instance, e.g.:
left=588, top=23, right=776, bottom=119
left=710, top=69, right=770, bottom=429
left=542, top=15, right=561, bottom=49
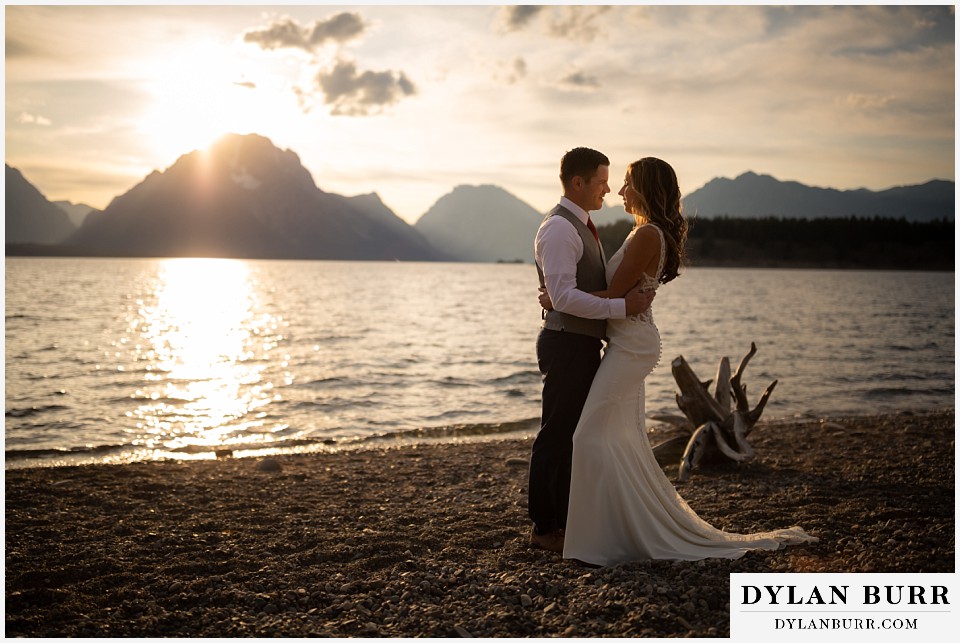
left=136, top=39, right=294, bottom=162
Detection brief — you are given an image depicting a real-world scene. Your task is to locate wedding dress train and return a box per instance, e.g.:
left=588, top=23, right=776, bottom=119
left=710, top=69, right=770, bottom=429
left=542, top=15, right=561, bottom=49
left=563, top=224, right=816, bottom=567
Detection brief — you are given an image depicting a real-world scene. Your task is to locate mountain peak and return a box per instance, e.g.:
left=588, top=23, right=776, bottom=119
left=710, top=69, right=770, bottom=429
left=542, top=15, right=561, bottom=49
left=65, top=134, right=444, bottom=261
left=414, top=184, right=542, bottom=262
left=5, top=165, right=78, bottom=244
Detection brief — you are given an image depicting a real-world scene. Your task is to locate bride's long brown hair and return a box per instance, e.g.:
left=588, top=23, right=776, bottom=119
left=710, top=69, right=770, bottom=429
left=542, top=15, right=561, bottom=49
left=627, top=157, right=688, bottom=284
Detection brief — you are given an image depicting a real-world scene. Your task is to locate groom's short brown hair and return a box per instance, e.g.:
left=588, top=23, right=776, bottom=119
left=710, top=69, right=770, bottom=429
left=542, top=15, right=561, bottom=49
left=560, top=147, right=610, bottom=188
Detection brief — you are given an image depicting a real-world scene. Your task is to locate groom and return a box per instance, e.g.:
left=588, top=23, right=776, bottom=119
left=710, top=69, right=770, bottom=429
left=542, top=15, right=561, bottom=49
left=529, top=147, right=654, bottom=553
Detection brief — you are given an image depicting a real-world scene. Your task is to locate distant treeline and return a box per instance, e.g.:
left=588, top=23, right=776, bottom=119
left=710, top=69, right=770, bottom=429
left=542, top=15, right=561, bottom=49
left=598, top=216, right=954, bottom=271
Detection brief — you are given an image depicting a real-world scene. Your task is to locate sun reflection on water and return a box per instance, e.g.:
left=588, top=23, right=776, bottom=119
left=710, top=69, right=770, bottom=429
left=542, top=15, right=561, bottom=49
left=130, top=258, right=281, bottom=457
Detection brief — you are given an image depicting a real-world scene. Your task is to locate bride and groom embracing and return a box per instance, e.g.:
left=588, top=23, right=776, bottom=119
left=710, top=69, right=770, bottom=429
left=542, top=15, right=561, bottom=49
left=529, top=148, right=816, bottom=567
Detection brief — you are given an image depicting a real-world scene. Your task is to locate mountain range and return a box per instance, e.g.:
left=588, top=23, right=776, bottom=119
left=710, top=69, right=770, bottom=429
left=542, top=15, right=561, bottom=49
left=5, top=134, right=954, bottom=261
left=683, top=171, right=953, bottom=221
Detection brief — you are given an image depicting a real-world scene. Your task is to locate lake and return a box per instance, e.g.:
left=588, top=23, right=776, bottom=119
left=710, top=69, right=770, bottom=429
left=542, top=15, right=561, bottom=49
left=4, top=257, right=954, bottom=468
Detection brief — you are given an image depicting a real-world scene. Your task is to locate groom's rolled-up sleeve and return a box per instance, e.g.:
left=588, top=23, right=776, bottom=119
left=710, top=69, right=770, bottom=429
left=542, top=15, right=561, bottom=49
left=536, top=217, right=626, bottom=320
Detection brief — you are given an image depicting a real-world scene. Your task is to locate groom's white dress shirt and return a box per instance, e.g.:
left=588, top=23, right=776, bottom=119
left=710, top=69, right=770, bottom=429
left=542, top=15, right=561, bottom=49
left=535, top=196, right=627, bottom=321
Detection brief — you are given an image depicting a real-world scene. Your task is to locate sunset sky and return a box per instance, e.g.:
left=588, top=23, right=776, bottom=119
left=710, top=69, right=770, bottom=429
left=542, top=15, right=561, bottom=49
left=4, top=3, right=955, bottom=224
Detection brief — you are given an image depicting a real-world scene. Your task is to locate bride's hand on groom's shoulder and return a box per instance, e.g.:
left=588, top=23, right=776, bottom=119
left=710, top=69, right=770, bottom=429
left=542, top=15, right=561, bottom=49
left=538, top=287, right=554, bottom=311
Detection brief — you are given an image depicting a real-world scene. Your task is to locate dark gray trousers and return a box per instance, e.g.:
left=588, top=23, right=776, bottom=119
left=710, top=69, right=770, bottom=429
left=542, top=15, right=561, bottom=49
left=528, top=328, right=602, bottom=535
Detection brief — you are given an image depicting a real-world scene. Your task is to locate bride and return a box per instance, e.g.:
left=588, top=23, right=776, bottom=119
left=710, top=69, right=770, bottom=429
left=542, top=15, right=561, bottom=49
left=541, top=157, right=817, bottom=566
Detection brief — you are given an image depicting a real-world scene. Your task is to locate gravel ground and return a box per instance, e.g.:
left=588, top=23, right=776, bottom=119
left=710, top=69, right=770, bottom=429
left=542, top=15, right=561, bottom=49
left=5, top=408, right=954, bottom=637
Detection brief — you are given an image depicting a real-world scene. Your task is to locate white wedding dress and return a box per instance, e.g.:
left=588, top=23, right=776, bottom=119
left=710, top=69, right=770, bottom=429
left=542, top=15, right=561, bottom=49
left=563, top=224, right=816, bottom=566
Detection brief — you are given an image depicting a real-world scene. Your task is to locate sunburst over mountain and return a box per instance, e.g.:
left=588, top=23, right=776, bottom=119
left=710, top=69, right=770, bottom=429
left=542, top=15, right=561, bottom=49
left=67, top=134, right=444, bottom=261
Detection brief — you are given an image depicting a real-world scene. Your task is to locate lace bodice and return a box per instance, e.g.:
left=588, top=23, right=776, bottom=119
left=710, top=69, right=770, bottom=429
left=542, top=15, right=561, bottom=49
left=601, top=223, right=665, bottom=361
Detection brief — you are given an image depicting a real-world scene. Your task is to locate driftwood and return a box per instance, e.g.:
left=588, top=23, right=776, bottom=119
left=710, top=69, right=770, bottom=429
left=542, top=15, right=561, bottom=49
left=651, top=342, right=777, bottom=481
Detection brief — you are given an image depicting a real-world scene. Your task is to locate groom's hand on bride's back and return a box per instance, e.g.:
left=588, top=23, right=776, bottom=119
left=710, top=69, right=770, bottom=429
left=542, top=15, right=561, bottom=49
left=625, top=287, right=655, bottom=316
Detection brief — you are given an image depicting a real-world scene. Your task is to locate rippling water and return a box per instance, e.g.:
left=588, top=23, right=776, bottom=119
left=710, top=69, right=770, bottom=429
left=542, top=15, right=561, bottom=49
left=4, top=257, right=954, bottom=468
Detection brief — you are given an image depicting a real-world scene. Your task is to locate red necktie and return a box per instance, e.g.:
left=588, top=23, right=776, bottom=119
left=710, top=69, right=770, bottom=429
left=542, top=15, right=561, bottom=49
left=586, top=216, right=600, bottom=244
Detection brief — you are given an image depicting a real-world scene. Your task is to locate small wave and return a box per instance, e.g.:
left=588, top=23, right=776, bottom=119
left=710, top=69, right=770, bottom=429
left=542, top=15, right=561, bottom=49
left=863, top=387, right=953, bottom=399
left=504, top=389, right=526, bottom=397
left=351, top=417, right=540, bottom=444
left=300, top=376, right=351, bottom=388
left=5, top=443, right=126, bottom=459
left=122, top=394, right=194, bottom=405
left=24, top=373, right=58, bottom=381
left=489, top=370, right=539, bottom=385
left=425, top=409, right=487, bottom=421
left=165, top=437, right=327, bottom=455
left=875, top=373, right=939, bottom=382
left=292, top=398, right=376, bottom=410
left=5, top=405, right=69, bottom=419
left=886, top=342, right=943, bottom=352
left=433, top=377, right=476, bottom=388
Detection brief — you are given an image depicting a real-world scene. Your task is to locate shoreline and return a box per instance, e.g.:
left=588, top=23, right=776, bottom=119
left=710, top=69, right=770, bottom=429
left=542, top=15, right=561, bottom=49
left=5, top=408, right=955, bottom=637
left=5, top=406, right=950, bottom=471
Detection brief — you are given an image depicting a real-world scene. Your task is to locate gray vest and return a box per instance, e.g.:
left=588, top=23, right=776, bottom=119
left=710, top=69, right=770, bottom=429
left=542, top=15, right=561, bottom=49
left=536, top=205, right=608, bottom=339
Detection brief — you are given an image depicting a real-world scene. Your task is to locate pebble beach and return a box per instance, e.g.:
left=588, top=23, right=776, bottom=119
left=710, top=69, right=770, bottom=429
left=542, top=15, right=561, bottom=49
left=4, top=408, right=954, bottom=638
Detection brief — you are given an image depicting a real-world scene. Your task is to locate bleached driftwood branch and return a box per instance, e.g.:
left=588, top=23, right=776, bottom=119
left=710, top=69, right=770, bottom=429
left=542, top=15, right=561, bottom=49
left=650, top=342, right=777, bottom=481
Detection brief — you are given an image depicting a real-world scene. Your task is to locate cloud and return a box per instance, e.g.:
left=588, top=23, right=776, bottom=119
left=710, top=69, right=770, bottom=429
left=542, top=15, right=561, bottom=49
left=498, top=5, right=611, bottom=41
left=243, top=12, right=366, bottom=52
left=316, top=59, right=417, bottom=116
left=548, top=5, right=612, bottom=42
left=839, top=93, right=896, bottom=111
left=499, top=5, right=545, bottom=31
left=558, top=70, right=600, bottom=91
left=5, top=36, right=37, bottom=58
left=234, top=80, right=256, bottom=89
left=512, top=58, right=528, bottom=82
left=493, top=57, right=528, bottom=85
left=17, top=112, right=52, bottom=126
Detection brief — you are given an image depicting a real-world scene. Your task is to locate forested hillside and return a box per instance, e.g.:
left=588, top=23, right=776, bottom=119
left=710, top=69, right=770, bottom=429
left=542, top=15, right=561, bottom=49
left=598, top=217, right=954, bottom=271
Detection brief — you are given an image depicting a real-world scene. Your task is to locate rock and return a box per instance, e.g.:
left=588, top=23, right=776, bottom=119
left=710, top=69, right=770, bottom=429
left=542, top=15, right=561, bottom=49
left=505, top=457, right=527, bottom=467
left=454, top=625, right=472, bottom=637
left=257, top=458, right=282, bottom=473
left=520, top=594, right=532, bottom=608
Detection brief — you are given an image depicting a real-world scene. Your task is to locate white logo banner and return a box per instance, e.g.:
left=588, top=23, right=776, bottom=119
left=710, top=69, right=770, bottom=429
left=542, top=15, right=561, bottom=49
left=731, top=573, right=956, bottom=641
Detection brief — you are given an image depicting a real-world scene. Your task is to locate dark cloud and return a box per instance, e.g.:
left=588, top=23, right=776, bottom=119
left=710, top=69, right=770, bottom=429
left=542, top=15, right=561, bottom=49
left=500, top=5, right=545, bottom=31
left=513, top=58, right=528, bottom=80
left=316, top=59, right=417, bottom=116
left=559, top=70, right=601, bottom=90
left=495, top=57, right=528, bottom=85
left=549, top=6, right=611, bottom=42
left=243, top=12, right=366, bottom=52
left=498, top=5, right=611, bottom=42
left=6, top=36, right=38, bottom=58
